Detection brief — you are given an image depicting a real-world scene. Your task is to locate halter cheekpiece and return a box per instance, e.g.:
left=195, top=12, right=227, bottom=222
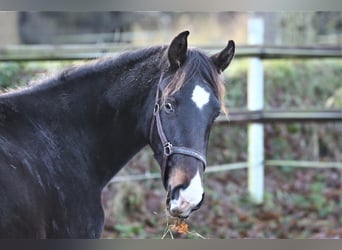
left=149, top=73, right=207, bottom=188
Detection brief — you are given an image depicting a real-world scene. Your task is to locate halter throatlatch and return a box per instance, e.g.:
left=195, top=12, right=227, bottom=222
left=149, top=73, right=207, bottom=188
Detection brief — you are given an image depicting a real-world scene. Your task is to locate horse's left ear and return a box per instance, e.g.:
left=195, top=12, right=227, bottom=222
left=168, top=30, right=189, bottom=69
left=211, top=40, right=235, bottom=73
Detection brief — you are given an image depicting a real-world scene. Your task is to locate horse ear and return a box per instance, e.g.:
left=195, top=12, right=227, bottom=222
left=167, top=30, right=189, bottom=69
left=211, top=40, right=235, bottom=73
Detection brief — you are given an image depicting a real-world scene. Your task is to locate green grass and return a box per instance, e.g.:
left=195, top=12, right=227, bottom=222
left=223, top=58, right=342, bottom=109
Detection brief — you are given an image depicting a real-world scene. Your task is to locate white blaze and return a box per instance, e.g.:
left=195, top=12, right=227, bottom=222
left=191, top=85, right=210, bottom=110
left=170, top=169, right=204, bottom=216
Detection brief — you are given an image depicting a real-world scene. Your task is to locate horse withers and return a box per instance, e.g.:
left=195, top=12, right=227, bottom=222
left=0, top=31, right=235, bottom=238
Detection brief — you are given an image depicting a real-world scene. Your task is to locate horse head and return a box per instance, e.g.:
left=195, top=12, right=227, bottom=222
left=149, top=31, right=235, bottom=218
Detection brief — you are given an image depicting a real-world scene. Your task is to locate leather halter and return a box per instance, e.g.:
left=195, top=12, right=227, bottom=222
left=149, top=73, right=207, bottom=188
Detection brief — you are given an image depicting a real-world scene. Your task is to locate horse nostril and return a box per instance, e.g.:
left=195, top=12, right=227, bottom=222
left=170, top=207, right=179, bottom=215
left=170, top=185, right=182, bottom=200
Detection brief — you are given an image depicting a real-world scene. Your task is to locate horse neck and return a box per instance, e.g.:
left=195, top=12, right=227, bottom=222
left=91, top=67, right=160, bottom=184
left=12, top=53, right=161, bottom=186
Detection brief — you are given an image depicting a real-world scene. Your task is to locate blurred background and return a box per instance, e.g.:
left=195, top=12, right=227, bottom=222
left=1, top=12, right=341, bottom=46
left=0, top=11, right=341, bottom=238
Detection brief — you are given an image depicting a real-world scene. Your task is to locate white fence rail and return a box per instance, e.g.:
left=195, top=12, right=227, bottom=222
left=247, top=17, right=265, bottom=203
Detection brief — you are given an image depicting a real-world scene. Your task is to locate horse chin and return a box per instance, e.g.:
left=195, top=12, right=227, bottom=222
left=168, top=210, right=190, bottom=219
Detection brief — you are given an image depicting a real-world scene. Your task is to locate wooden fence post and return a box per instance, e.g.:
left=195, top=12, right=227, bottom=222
left=247, top=17, right=265, bottom=204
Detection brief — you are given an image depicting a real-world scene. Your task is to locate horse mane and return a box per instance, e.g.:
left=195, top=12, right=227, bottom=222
left=57, top=46, right=165, bottom=84
left=0, top=46, right=166, bottom=98
left=57, top=47, right=226, bottom=114
left=160, top=48, right=227, bottom=114
left=2, top=45, right=226, bottom=114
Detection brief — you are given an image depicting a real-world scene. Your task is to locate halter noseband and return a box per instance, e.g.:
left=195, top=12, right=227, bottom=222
left=149, top=73, right=207, bottom=188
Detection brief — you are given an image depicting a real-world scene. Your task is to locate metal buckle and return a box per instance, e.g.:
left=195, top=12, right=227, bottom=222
left=153, top=103, right=160, bottom=115
left=163, top=142, right=173, bottom=156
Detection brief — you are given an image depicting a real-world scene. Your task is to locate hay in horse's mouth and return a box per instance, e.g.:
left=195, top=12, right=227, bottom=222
left=170, top=219, right=189, bottom=234
left=161, top=217, right=207, bottom=239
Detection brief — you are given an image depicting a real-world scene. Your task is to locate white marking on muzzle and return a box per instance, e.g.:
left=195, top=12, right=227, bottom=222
left=170, top=169, right=203, bottom=216
left=191, top=85, right=210, bottom=110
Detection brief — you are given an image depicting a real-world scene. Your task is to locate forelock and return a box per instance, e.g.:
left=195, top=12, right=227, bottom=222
left=160, top=48, right=226, bottom=113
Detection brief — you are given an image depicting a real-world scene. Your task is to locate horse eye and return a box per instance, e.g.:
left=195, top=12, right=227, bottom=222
left=164, top=102, right=174, bottom=113
left=212, top=111, right=220, bottom=122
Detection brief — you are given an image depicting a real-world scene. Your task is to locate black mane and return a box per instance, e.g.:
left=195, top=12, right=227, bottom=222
left=11, top=46, right=165, bottom=96
left=59, top=46, right=165, bottom=82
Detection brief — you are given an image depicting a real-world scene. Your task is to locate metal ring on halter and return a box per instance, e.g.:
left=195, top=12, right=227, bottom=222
left=163, top=142, right=173, bottom=156
left=153, top=103, right=160, bottom=114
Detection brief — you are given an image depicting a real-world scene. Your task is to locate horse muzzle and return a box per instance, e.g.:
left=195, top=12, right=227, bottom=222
left=167, top=192, right=204, bottom=218
left=165, top=167, right=205, bottom=218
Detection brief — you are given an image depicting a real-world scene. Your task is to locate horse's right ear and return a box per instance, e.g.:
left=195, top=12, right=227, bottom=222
left=167, top=31, right=190, bottom=69
left=211, top=40, right=235, bottom=73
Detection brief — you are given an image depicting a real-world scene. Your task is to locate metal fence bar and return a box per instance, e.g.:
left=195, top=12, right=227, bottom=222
left=235, top=45, right=342, bottom=59
left=108, top=162, right=248, bottom=184
left=215, top=110, right=342, bottom=125
left=0, top=44, right=341, bottom=61
left=265, top=160, right=342, bottom=169
left=205, top=162, right=247, bottom=173
left=108, top=160, right=341, bottom=184
left=109, top=172, right=161, bottom=183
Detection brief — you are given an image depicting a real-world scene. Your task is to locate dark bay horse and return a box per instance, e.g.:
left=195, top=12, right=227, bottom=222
left=0, top=31, right=235, bottom=238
